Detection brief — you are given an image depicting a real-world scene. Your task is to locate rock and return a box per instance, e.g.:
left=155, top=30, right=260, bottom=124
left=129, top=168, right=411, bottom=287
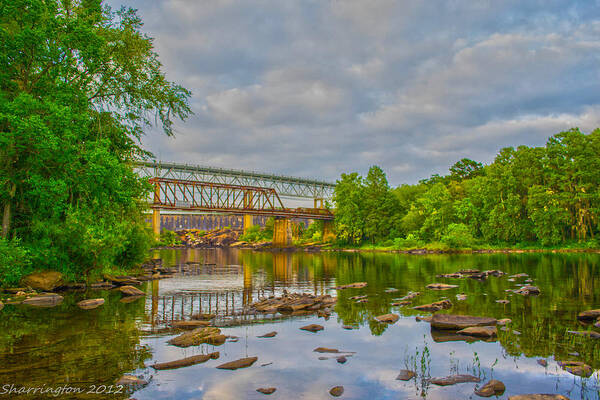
left=398, top=291, right=420, bottom=301
left=537, top=359, right=548, bottom=367
left=426, top=283, right=459, bottom=290
left=152, top=352, right=219, bottom=370
left=191, top=313, right=216, bottom=320
left=318, top=357, right=328, bottom=360
left=251, top=293, right=336, bottom=314
left=431, top=330, right=493, bottom=343
left=22, top=293, right=63, bottom=307
left=256, top=388, right=276, bottom=395
left=116, top=375, right=147, bottom=386
left=77, top=298, right=105, bottom=310
left=349, top=295, right=367, bottom=300
left=437, top=273, right=464, bottom=278
left=431, top=314, right=497, bottom=330
left=336, top=356, right=347, bottom=364
left=170, top=320, right=211, bottom=329
left=475, top=380, right=505, bottom=397
left=342, top=325, right=355, bottom=330
left=334, top=282, right=367, bottom=289
left=416, top=315, right=432, bottom=323
left=168, top=327, right=226, bottom=347
left=119, top=285, right=144, bottom=296
left=456, top=293, right=467, bottom=301
left=103, top=274, right=140, bottom=286
left=413, top=299, right=452, bottom=312
left=514, top=286, right=540, bottom=295
left=396, top=369, right=416, bottom=381
left=567, top=330, right=600, bottom=339
left=557, top=361, right=593, bottom=377
left=120, top=295, right=143, bottom=304
left=21, top=271, right=63, bottom=291
left=508, top=395, right=570, bottom=400
left=576, top=309, right=600, bottom=321
left=300, top=324, right=324, bottom=332
left=314, top=347, right=339, bottom=353
left=375, top=313, right=399, bottom=323
left=497, top=318, right=512, bottom=325
left=384, top=288, right=399, bottom=293
left=216, top=356, right=258, bottom=370
left=595, top=320, right=600, bottom=329
left=509, top=273, right=529, bottom=278
left=329, top=386, right=344, bottom=397
left=391, top=301, right=411, bottom=306
left=91, top=282, right=115, bottom=290
left=430, top=374, right=481, bottom=386
left=458, top=326, right=497, bottom=338
left=258, top=331, right=277, bottom=338
left=496, top=299, right=510, bottom=304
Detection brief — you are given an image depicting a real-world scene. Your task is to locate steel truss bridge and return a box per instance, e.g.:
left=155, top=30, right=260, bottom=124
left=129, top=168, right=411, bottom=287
left=135, top=161, right=335, bottom=200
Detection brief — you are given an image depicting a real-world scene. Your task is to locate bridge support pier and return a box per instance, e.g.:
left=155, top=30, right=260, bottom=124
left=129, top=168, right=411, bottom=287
left=243, top=215, right=254, bottom=233
left=152, top=209, right=161, bottom=238
left=323, top=220, right=335, bottom=242
left=273, top=218, right=293, bottom=247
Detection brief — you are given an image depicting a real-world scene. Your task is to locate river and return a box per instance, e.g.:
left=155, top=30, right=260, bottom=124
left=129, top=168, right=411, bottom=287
left=1, top=249, right=599, bottom=399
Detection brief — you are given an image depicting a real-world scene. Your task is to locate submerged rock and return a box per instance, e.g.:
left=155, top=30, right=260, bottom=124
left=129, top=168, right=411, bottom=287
left=256, top=387, right=276, bottom=395
left=475, top=380, right=505, bottom=397
left=398, top=291, right=420, bottom=301
left=168, top=327, right=226, bottom=347
left=335, top=282, right=367, bottom=289
left=557, top=361, right=593, bottom=377
left=430, top=374, right=480, bottom=386
left=170, top=320, right=211, bottom=329
left=336, top=356, right=347, bottom=364
left=22, top=293, right=63, bottom=307
left=514, top=286, right=540, bottom=295
left=116, top=375, right=147, bottom=386
left=300, top=324, right=324, bottom=332
left=456, top=293, right=467, bottom=301
left=396, top=369, right=416, bottom=381
left=251, top=293, right=336, bottom=314
left=416, top=315, right=433, bottom=323
left=413, top=299, right=452, bottom=312
left=375, top=313, right=399, bottom=323
left=431, top=314, right=496, bottom=330
left=314, top=347, right=339, bottom=353
left=329, top=386, right=344, bottom=397
left=152, top=352, right=219, bottom=370
left=458, top=326, right=497, bottom=338
left=567, top=330, right=600, bottom=339
left=21, top=271, right=63, bottom=291
left=576, top=309, right=600, bottom=321
left=77, top=298, right=105, bottom=310
left=119, top=285, right=144, bottom=296
left=496, top=299, right=510, bottom=304
left=257, top=331, right=277, bottom=338
left=497, top=318, right=512, bottom=325
left=216, top=356, right=258, bottom=370
left=426, top=283, right=459, bottom=290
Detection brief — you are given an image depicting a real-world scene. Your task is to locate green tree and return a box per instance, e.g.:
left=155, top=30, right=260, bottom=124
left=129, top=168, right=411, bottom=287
left=0, top=0, right=190, bottom=281
left=333, top=172, right=365, bottom=244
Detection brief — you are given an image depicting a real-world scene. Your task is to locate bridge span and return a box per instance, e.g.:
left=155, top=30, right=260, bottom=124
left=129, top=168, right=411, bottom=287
left=136, top=161, right=336, bottom=245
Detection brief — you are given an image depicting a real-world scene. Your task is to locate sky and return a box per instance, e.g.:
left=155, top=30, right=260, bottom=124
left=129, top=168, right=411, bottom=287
left=108, top=0, right=600, bottom=186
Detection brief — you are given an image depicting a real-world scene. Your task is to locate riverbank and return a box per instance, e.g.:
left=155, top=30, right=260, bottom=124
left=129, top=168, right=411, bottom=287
left=157, top=227, right=600, bottom=254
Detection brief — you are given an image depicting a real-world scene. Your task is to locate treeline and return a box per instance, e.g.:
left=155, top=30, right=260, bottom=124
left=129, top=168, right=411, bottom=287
left=334, top=128, right=600, bottom=249
left=0, top=1, right=190, bottom=285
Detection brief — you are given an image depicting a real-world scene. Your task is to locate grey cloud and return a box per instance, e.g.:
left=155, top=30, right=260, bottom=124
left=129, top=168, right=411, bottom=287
left=110, top=0, right=600, bottom=184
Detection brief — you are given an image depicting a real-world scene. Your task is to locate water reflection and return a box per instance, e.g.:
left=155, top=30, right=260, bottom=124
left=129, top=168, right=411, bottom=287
left=1, top=249, right=599, bottom=399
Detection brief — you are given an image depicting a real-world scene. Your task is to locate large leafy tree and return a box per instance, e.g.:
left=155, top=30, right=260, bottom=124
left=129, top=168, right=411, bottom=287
left=0, top=0, right=190, bottom=282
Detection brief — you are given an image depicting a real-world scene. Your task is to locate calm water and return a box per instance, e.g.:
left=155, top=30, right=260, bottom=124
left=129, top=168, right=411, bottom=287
left=1, top=249, right=600, bottom=399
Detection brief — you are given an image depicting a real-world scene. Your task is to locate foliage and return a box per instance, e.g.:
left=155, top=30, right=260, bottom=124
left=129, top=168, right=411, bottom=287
left=239, top=225, right=271, bottom=243
left=0, top=237, right=32, bottom=286
left=0, top=0, right=190, bottom=284
left=333, top=128, right=600, bottom=249
left=157, top=230, right=181, bottom=247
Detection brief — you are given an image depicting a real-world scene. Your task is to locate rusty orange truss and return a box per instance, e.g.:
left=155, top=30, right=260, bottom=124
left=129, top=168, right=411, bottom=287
left=149, top=178, right=334, bottom=220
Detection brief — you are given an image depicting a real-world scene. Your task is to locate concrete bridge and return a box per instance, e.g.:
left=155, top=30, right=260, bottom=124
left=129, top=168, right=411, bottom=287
left=135, top=161, right=336, bottom=245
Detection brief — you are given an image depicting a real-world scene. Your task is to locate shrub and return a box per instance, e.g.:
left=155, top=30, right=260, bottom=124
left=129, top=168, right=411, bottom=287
left=0, top=238, right=32, bottom=287
left=158, top=230, right=181, bottom=246
left=393, top=234, right=422, bottom=249
left=440, top=223, right=476, bottom=248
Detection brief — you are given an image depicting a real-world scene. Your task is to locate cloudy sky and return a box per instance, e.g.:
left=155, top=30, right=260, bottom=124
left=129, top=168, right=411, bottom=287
left=110, top=0, right=600, bottom=185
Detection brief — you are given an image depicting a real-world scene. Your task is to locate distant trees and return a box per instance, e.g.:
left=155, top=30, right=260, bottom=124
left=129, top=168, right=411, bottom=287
left=333, top=128, right=600, bottom=248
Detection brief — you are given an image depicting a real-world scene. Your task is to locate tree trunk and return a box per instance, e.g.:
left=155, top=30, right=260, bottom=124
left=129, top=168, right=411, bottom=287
left=1, top=201, right=10, bottom=239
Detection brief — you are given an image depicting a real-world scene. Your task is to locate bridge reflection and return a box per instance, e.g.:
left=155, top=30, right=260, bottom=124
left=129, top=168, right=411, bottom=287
left=144, top=249, right=337, bottom=331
